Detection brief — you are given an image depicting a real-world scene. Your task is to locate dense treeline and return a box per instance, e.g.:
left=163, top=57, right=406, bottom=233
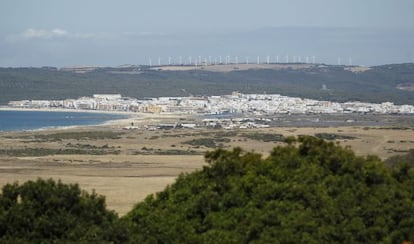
left=0, top=63, right=413, bottom=105
left=1, top=136, right=414, bottom=242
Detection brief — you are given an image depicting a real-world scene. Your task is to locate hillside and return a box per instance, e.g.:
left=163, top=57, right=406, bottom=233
left=0, top=63, right=413, bottom=105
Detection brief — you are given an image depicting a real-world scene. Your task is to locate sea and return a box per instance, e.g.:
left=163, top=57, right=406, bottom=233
left=0, top=110, right=129, bottom=132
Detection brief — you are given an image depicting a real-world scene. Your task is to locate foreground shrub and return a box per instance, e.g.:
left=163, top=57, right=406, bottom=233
left=125, top=136, right=414, bottom=243
left=0, top=178, right=128, bottom=242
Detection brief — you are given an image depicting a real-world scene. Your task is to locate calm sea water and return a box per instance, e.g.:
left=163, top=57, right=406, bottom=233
left=0, top=110, right=128, bottom=132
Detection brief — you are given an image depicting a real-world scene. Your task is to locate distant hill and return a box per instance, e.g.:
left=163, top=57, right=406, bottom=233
left=0, top=63, right=413, bottom=105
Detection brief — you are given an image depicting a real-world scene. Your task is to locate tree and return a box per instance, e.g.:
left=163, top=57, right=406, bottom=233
left=0, top=178, right=128, bottom=242
left=125, top=136, right=414, bottom=243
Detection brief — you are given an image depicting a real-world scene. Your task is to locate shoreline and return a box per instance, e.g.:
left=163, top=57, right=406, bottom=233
left=0, top=107, right=190, bottom=132
left=0, top=106, right=193, bottom=118
left=0, top=106, right=137, bottom=115
left=0, top=107, right=139, bottom=132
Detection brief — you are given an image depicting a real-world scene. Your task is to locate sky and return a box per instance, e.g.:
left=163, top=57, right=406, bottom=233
left=1, top=0, right=414, bottom=67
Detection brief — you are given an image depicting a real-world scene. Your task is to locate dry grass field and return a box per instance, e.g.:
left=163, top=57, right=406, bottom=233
left=1, top=122, right=413, bottom=215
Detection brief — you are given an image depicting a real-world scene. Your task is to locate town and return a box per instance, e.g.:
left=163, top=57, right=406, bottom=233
left=7, top=92, right=414, bottom=116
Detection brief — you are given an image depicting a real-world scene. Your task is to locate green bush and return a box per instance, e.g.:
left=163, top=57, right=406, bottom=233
left=314, top=133, right=356, bottom=140
left=241, top=132, right=285, bottom=142
left=125, top=136, right=414, bottom=243
left=33, top=131, right=124, bottom=141
left=183, top=138, right=218, bottom=148
left=0, top=179, right=128, bottom=242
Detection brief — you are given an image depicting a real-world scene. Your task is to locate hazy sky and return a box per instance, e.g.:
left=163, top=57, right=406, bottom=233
left=1, top=0, right=414, bottom=66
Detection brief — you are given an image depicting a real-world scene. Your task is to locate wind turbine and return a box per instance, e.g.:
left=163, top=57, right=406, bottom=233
left=179, top=56, right=182, bottom=65
left=149, top=57, right=152, bottom=67
left=257, top=56, right=260, bottom=64
left=168, top=57, right=172, bottom=65
left=266, top=55, right=270, bottom=64
left=246, top=56, right=249, bottom=64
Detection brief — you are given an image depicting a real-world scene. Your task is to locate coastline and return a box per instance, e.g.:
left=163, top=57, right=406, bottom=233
left=0, top=106, right=137, bottom=115
left=0, top=106, right=189, bottom=132
left=0, top=107, right=139, bottom=132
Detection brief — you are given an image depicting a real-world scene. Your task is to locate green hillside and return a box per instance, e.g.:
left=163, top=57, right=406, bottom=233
left=0, top=63, right=413, bottom=105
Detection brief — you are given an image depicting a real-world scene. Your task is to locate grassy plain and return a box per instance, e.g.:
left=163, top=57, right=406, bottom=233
left=1, top=117, right=413, bottom=215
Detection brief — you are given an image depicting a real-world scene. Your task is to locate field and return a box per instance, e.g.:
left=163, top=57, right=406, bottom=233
left=1, top=115, right=414, bottom=215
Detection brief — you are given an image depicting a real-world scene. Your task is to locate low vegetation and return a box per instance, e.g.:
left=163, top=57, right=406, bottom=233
left=0, top=148, right=120, bottom=157
left=314, top=133, right=356, bottom=140
left=137, top=147, right=202, bottom=155
left=6, top=131, right=124, bottom=142
left=66, top=142, right=116, bottom=149
left=33, top=131, right=124, bottom=141
left=184, top=138, right=216, bottom=148
left=241, top=132, right=285, bottom=142
left=1, top=136, right=414, bottom=242
left=161, top=130, right=239, bottom=139
left=385, top=149, right=414, bottom=167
